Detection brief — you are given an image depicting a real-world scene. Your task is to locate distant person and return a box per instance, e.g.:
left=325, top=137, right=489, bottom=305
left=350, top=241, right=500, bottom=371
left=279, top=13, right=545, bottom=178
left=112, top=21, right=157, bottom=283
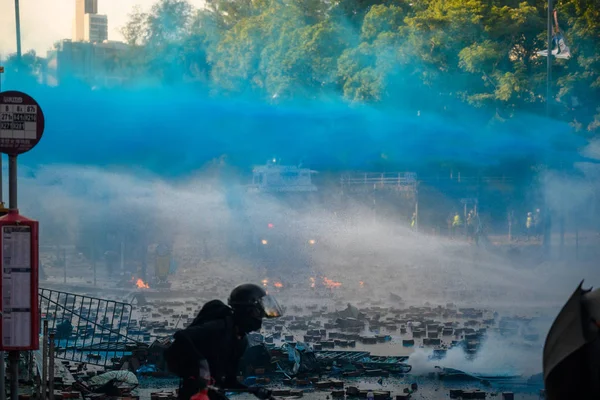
left=534, top=208, right=542, bottom=239
left=473, top=213, right=483, bottom=246
left=165, top=284, right=283, bottom=400
left=56, top=320, right=73, bottom=340
left=466, top=211, right=474, bottom=242
left=452, top=212, right=462, bottom=237
left=410, top=213, right=417, bottom=230
left=526, top=212, right=533, bottom=240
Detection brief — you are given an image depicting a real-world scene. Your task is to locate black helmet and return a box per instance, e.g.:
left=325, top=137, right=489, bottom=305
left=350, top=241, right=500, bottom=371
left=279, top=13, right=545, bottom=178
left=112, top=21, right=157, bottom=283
left=228, top=283, right=283, bottom=319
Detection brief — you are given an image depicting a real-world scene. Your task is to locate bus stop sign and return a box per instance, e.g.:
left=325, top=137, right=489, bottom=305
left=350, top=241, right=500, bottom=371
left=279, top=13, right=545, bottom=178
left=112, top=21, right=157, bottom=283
left=0, top=90, right=45, bottom=156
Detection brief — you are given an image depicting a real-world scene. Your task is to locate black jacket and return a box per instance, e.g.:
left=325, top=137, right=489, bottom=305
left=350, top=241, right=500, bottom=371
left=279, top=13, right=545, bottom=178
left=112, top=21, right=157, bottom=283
left=167, top=300, right=248, bottom=398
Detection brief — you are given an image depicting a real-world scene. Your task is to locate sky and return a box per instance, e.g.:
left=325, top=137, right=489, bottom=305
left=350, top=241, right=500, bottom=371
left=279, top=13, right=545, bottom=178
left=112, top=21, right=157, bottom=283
left=0, top=0, right=207, bottom=58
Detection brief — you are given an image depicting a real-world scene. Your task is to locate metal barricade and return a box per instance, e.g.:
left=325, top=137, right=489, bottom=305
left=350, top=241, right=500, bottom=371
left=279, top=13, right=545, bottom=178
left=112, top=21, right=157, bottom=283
left=38, top=288, right=141, bottom=368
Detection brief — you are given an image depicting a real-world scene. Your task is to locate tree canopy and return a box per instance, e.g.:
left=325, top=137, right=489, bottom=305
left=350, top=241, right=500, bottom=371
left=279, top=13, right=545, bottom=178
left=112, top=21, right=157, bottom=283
left=3, top=0, right=599, bottom=138
left=111, top=0, right=599, bottom=135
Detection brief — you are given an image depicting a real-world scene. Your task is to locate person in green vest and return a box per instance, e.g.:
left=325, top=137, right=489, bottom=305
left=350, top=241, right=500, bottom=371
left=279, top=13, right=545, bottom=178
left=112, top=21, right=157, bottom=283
left=411, top=212, right=416, bottom=230
left=526, top=212, right=533, bottom=240
left=452, top=212, right=462, bottom=237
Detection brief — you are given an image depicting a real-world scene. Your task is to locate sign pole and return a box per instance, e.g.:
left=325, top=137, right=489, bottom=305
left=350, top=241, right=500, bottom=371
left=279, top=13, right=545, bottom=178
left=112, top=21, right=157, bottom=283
left=8, top=154, right=17, bottom=400
left=9, top=351, right=18, bottom=400
left=0, top=79, right=4, bottom=400
left=8, top=149, right=18, bottom=400
left=0, top=90, right=45, bottom=400
left=8, top=155, right=16, bottom=210
left=0, top=69, right=4, bottom=211
left=0, top=68, right=6, bottom=400
left=0, top=351, right=4, bottom=400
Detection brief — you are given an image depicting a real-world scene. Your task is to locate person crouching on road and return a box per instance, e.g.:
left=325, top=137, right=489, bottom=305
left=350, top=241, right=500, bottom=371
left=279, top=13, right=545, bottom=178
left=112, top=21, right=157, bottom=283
left=165, top=283, right=284, bottom=400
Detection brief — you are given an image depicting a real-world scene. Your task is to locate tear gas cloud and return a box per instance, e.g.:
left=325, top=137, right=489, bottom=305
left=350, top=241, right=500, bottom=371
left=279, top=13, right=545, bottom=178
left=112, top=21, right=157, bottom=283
left=11, top=132, right=599, bottom=311
left=5, top=83, right=592, bottom=174
left=408, top=333, right=544, bottom=377
left=3, top=73, right=598, bottom=302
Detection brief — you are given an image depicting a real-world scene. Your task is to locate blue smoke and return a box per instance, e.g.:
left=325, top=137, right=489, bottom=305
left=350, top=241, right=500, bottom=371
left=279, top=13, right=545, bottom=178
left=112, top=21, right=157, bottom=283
left=3, top=79, right=592, bottom=178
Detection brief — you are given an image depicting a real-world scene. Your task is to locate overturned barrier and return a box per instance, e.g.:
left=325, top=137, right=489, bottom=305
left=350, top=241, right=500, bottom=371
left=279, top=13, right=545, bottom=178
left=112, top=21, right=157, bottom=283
left=38, top=288, right=143, bottom=368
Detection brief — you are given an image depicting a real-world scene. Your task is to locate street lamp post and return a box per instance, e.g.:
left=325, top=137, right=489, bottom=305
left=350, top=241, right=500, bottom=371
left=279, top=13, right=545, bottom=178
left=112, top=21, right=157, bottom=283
left=14, top=0, right=22, bottom=61
left=543, top=0, right=554, bottom=253
left=547, top=0, right=553, bottom=117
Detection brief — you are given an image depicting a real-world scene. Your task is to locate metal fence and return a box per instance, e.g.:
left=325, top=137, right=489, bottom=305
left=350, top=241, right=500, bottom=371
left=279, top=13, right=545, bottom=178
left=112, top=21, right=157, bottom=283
left=38, top=288, right=141, bottom=368
left=341, top=172, right=417, bottom=185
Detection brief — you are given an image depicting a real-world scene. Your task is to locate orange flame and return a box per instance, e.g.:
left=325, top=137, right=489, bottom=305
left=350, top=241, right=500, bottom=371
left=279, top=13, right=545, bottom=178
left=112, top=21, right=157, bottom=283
left=323, top=277, right=342, bottom=288
left=274, top=282, right=283, bottom=288
left=359, top=281, right=365, bottom=287
left=136, top=278, right=150, bottom=289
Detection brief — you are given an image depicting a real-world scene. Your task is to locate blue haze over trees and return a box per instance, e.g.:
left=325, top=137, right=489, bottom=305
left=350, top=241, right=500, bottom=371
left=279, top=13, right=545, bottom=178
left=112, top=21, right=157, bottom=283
left=0, top=0, right=597, bottom=177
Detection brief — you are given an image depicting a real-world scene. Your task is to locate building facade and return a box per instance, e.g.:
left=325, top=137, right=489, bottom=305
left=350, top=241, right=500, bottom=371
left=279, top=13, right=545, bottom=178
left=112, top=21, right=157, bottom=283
left=73, top=0, right=108, bottom=43
left=46, top=40, right=129, bottom=87
left=84, top=14, right=108, bottom=42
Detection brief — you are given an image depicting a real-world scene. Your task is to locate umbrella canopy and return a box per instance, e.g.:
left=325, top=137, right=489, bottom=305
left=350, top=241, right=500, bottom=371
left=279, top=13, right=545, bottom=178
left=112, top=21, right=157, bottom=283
left=543, top=281, right=588, bottom=380
left=543, top=281, right=600, bottom=399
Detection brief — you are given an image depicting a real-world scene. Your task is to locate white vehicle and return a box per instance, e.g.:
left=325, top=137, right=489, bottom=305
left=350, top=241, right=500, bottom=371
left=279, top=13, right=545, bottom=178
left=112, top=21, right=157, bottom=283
left=248, top=159, right=317, bottom=193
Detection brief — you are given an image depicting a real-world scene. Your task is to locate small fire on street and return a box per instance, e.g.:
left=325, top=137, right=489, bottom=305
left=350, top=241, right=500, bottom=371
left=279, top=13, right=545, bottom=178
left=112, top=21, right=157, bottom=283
left=323, top=277, right=342, bottom=288
left=136, top=278, right=150, bottom=289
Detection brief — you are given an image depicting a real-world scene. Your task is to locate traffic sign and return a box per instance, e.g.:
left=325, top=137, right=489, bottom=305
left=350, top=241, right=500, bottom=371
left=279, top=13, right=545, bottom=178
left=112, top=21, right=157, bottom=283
left=0, top=90, right=45, bottom=156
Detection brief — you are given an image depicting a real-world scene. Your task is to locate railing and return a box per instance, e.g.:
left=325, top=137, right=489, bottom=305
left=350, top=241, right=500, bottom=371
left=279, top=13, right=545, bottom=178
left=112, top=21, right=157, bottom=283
left=341, top=173, right=417, bottom=185
left=419, top=176, right=513, bottom=185
left=341, top=173, right=513, bottom=186
left=340, top=173, right=418, bottom=193
left=39, top=288, right=143, bottom=368
left=247, top=184, right=318, bottom=193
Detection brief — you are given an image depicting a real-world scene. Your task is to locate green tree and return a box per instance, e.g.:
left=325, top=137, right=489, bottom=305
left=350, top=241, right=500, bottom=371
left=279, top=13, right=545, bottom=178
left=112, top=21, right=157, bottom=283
left=111, top=0, right=600, bottom=138
left=119, top=0, right=208, bottom=84
left=554, top=0, right=600, bottom=136
left=2, top=50, right=45, bottom=86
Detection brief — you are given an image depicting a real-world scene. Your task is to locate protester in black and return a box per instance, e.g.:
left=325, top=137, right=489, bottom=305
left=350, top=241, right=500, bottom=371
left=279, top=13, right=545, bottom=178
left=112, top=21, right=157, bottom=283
left=165, top=284, right=283, bottom=400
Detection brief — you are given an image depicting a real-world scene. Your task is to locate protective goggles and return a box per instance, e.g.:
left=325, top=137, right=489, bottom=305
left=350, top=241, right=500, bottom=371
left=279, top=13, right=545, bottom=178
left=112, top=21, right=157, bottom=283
left=259, top=294, right=284, bottom=318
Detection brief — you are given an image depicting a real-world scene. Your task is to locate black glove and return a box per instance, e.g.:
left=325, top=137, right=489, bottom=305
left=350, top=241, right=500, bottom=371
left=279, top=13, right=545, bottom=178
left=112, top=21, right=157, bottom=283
left=250, top=387, right=272, bottom=400
left=207, top=388, right=230, bottom=400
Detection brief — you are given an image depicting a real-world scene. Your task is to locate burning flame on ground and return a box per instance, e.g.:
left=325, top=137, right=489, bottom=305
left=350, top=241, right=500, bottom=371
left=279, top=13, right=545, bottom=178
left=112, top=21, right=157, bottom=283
left=274, top=282, right=283, bottom=288
left=136, top=279, right=150, bottom=289
left=323, top=277, right=342, bottom=288
left=359, top=281, right=365, bottom=287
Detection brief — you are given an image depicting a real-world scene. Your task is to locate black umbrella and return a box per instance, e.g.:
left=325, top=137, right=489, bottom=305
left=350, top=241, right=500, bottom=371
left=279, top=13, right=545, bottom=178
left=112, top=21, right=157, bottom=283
left=543, top=281, right=600, bottom=399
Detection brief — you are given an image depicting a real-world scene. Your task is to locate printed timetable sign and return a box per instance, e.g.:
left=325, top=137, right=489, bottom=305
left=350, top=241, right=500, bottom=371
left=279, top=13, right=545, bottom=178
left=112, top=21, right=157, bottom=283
left=1, top=226, right=32, bottom=348
left=0, top=90, right=45, bottom=155
left=0, top=213, right=40, bottom=351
